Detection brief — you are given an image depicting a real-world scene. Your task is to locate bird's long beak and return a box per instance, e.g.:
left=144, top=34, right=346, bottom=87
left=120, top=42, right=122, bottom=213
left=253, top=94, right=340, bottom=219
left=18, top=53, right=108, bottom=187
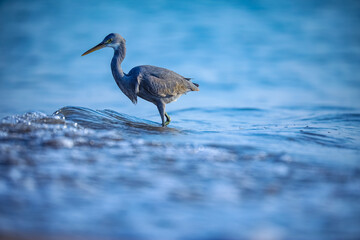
left=81, top=42, right=106, bottom=56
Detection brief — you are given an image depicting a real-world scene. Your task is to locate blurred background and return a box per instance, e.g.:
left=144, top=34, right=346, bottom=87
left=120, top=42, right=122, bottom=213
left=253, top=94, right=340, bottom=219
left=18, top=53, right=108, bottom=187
left=0, top=0, right=360, bottom=239
left=0, top=0, right=359, bottom=117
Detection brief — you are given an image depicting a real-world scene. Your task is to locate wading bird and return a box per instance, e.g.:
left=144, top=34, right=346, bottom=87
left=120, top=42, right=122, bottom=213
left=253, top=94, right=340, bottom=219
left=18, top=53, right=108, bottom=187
left=82, top=33, right=199, bottom=127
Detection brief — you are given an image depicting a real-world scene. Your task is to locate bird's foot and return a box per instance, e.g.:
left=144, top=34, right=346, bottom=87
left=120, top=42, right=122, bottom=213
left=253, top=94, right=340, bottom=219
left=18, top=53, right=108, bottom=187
left=165, top=112, right=171, bottom=126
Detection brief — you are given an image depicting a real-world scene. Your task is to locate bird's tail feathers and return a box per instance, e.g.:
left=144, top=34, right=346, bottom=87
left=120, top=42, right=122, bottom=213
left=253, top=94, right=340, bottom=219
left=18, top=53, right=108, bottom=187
left=190, top=82, right=199, bottom=91
left=185, top=77, right=199, bottom=91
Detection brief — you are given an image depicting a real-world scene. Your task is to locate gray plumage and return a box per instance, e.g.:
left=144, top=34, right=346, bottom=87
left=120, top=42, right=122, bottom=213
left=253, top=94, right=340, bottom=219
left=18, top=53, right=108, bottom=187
left=82, top=33, right=199, bottom=127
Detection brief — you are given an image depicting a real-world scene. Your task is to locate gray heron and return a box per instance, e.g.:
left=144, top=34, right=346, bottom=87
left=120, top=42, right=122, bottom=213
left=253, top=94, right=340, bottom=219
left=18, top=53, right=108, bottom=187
left=82, top=33, right=199, bottom=127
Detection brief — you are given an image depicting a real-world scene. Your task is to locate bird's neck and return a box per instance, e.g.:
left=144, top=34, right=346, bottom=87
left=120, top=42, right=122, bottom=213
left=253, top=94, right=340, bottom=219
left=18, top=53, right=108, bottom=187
left=111, top=45, right=138, bottom=103
left=111, top=47, right=126, bottom=80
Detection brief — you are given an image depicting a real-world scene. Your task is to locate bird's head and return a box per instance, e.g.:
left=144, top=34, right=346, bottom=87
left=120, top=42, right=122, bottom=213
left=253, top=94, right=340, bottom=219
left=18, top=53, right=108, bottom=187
left=81, top=33, right=125, bottom=56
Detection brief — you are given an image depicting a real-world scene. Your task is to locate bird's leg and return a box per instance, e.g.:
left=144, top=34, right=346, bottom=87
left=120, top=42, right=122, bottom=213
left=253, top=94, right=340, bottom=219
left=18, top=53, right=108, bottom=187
left=156, top=102, right=166, bottom=127
left=165, top=112, right=171, bottom=126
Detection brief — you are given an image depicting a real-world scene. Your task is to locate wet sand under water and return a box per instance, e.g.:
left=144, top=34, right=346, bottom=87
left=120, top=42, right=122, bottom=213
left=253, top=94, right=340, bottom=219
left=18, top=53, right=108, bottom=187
left=0, top=106, right=359, bottom=240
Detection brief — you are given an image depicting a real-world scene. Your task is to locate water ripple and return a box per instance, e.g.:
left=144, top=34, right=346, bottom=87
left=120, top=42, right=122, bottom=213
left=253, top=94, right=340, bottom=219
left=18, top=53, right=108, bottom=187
left=55, top=106, right=180, bottom=133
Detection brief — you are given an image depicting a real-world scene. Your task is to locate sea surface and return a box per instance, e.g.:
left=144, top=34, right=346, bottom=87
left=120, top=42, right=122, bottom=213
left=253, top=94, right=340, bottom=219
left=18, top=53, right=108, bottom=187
left=0, top=0, right=360, bottom=239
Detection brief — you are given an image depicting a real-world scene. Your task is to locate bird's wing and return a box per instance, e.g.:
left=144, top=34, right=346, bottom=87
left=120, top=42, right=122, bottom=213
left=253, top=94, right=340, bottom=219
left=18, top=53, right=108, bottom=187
left=144, top=66, right=199, bottom=91
left=141, top=73, right=191, bottom=98
left=129, top=65, right=198, bottom=99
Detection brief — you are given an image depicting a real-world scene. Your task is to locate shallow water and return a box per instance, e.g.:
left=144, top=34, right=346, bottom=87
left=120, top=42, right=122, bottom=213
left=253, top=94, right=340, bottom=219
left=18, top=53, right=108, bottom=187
left=1, top=0, right=360, bottom=239
left=1, top=106, right=359, bottom=239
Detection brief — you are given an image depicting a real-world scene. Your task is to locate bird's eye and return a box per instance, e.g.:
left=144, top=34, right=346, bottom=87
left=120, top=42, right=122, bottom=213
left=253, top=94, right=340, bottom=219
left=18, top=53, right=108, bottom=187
left=105, top=39, right=113, bottom=44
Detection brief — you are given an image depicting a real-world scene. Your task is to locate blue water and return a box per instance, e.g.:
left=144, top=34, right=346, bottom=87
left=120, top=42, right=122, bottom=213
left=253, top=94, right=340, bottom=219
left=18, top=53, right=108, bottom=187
left=0, top=0, right=360, bottom=239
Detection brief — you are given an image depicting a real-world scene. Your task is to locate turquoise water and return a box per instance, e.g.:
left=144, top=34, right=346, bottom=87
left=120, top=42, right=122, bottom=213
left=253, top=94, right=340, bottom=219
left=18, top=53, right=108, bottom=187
left=0, top=0, right=360, bottom=239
